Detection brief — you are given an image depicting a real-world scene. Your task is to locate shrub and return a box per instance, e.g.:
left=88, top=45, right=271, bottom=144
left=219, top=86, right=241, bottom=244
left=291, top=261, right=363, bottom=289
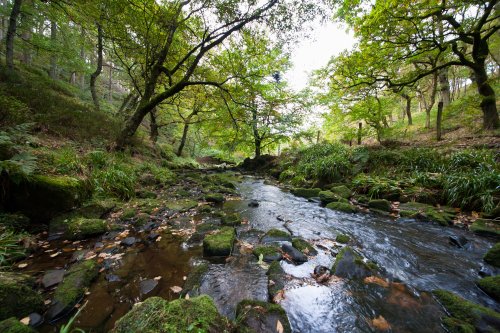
left=0, top=229, right=26, bottom=266
left=92, top=163, right=136, bottom=200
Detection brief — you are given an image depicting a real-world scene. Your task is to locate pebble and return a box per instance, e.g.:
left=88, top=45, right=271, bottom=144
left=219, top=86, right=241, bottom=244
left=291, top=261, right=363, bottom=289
left=120, top=237, right=137, bottom=247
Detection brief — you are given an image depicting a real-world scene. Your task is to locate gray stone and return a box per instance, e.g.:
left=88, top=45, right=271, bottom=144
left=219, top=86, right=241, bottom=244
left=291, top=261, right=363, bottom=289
left=42, top=270, right=65, bottom=289
left=139, top=279, right=158, bottom=295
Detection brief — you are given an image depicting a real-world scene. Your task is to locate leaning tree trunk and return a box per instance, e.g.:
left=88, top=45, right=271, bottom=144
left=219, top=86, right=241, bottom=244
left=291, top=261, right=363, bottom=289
left=149, top=110, right=158, bottom=144
left=6, top=0, right=22, bottom=70
left=402, top=94, right=412, bottom=125
left=177, top=122, right=190, bottom=157
left=49, top=20, right=57, bottom=79
left=90, top=23, right=103, bottom=111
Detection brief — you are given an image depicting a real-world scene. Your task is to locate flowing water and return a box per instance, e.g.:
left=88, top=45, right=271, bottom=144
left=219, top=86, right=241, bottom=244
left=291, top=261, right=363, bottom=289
left=31, top=175, right=498, bottom=332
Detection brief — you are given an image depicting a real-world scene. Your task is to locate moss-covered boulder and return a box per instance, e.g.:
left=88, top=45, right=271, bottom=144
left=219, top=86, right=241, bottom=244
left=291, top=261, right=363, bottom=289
left=331, top=247, right=376, bottom=279
left=484, top=243, right=500, bottom=267
left=165, top=199, right=198, bottom=212
left=291, top=238, right=317, bottom=256
left=267, top=261, right=285, bottom=300
left=7, top=175, right=90, bottom=222
left=235, top=300, right=291, bottom=333
left=319, top=191, right=342, bottom=204
left=0, top=273, right=43, bottom=321
left=470, top=219, right=500, bottom=239
left=336, top=234, right=350, bottom=244
left=112, top=295, right=232, bottom=333
left=290, top=188, right=321, bottom=199
left=399, top=202, right=456, bottom=226
left=325, top=202, right=357, bottom=213
left=203, top=227, right=235, bottom=257
left=0, top=318, right=36, bottom=333
left=205, top=193, right=225, bottom=203
left=181, top=263, right=209, bottom=297
left=330, top=185, right=351, bottom=199
left=261, top=229, right=292, bottom=243
left=65, top=217, right=108, bottom=240
left=477, top=276, right=500, bottom=302
left=253, top=245, right=282, bottom=262
left=221, top=213, right=241, bottom=226
left=46, top=260, right=98, bottom=320
left=433, top=289, right=500, bottom=333
left=368, top=199, right=391, bottom=212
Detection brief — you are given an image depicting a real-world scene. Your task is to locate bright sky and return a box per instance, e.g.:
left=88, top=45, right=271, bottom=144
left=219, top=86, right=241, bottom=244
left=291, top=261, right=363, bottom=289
left=285, top=22, right=357, bottom=91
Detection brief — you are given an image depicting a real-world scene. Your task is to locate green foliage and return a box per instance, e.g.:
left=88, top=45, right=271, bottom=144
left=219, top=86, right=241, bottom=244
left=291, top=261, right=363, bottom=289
left=0, top=124, right=37, bottom=185
left=0, top=230, right=26, bottom=267
left=92, top=162, right=136, bottom=200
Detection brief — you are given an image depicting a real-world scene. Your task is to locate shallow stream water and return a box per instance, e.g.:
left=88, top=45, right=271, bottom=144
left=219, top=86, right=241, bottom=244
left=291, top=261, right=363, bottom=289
left=32, top=175, right=498, bottom=332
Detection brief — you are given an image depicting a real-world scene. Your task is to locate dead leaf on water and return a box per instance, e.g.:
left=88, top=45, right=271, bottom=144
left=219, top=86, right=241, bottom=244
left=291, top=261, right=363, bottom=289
left=273, top=289, right=285, bottom=303
left=276, top=320, right=284, bottom=333
left=364, top=276, right=389, bottom=288
left=18, top=263, right=28, bottom=269
left=49, top=252, right=60, bottom=258
left=370, top=315, right=391, bottom=331
left=170, top=286, right=182, bottom=293
left=20, top=317, right=30, bottom=325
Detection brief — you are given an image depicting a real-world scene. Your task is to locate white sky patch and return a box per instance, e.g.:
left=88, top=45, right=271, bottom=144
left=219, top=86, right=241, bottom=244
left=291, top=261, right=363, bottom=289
left=285, top=22, right=357, bottom=92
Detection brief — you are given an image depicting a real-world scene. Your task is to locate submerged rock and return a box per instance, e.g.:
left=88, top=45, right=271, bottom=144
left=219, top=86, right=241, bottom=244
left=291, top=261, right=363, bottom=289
left=0, top=272, right=43, bottom=321
left=281, top=244, right=307, bottom=264
left=335, top=234, right=350, bottom=244
left=433, top=289, right=500, bottom=333
left=139, top=279, right=158, bottom=295
left=261, top=229, right=292, bottom=243
left=331, top=247, right=376, bottom=279
left=248, top=200, right=260, bottom=207
left=236, top=300, right=291, bottom=333
left=182, top=263, right=209, bottom=297
left=112, top=295, right=231, bottom=333
left=448, top=235, right=469, bottom=248
left=42, top=269, right=66, bottom=289
left=203, top=227, right=235, bottom=256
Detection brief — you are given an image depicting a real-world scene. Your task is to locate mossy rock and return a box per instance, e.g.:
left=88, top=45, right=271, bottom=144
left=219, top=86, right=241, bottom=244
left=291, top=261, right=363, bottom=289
left=424, top=207, right=456, bottom=226
left=330, top=185, right=351, bottom=199
left=0, top=213, right=30, bottom=232
left=267, top=261, right=285, bottom=300
left=291, top=238, right=317, bottom=256
left=441, top=317, right=475, bottom=333
left=181, top=263, right=209, bottom=297
left=319, top=191, right=342, bottom=204
left=335, top=234, right=350, bottom=244
left=7, top=175, right=90, bottom=222
left=47, top=260, right=98, bottom=320
left=205, top=193, right=225, bottom=203
left=112, top=295, right=232, bottom=333
left=470, top=219, right=500, bottom=238
left=325, top=202, right=357, bottom=213
left=484, top=243, right=500, bottom=267
left=290, top=188, right=321, bottom=199
left=78, top=199, right=118, bottom=218
left=483, top=205, right=500, bottom=219
left=121, top=207, right=137, bottom=219
left=65, top=217, right=108, bottom=240
left=477, top=276, right=500, bottom=302
left=203, top=227, right=235, bottom=257
left=0, top=273, right=43, bottom=321
left=136, top=190, right=157, bottom=199
left=399, top=202, right=456, bottom=226
left=253, top=245, right=282, bottom=262
left=0, top=318, right=36, bottom=333
left=221, top=213, right=242, bottom=226
left=433, top=289, right=500, bottom=333
left=261, top=229, right=292, bottom=243
left=133, top=198, right=164, bottom=214
left=165, top=199, right=198, bottom=212
left=331, top=247, right=376, bottom=279
left=235, top=300, right=291, bottom=333
left=368, top=199, right=391, bottom=212
left=399, top=210, right=418, bottom=218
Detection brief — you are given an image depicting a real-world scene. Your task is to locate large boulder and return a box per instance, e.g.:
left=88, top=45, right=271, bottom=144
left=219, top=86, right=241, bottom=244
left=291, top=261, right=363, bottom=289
left=181, top=263, right=209, bottom=297
left=0, top=272, right=43, bottom=321
left=235, top=300, right=291, bottom=333
left=112, top=295, right=231, bottom=333
left=291, top=238, right=318, bottom=256
left=470, top=219, right=500, bottom=239
left=330, top=185, right=351, bottom=199
left=331, top=247, right=377, bottom=279
left=368, top=199, right=392, bottom=212
left=7, top=175, right=90, bottom=222
left=240, top=155, right=277, bottom=172
left=203, top=227, right=235, bottom=257
left=290, top=188, right=321, bottom=199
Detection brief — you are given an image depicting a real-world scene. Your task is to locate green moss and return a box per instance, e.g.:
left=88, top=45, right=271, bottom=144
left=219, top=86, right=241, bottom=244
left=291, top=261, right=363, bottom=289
left=470, top=219, right=500, bottom=238
left=8, top=174, right=90, bottom=221
left=484, top=243, right=500, bottom=267
left=291, top=238, right=317, bottom=255
left=112, top=295, right=231, bottom=333
left=53, top=260, right=98, bottom=309
left=425, top=207, right=455, bottom=226
left=182, top=263, right=209, bottom=297
left=136, top=190, right=157, bottom=199
left=134, top=198, right=163, bottom=214
left=205, top=193, right=225, bottom=203
left=319, top=191, right=341, bottom=204
left=0, top=273, right=43, bottom=321
left=253, top=245, right=281, bottom=261
left=477, top=276, right=500, bottom=302
left=433, top=289, right=500, bottom=332
left=122, top=208, right=137, bottom=219
left=325, top=202, right=357, bottom=213
left=368, top=199, right=391, bottom=212
left=267, top=261, right=285, bottom=299
left=203, top=227, right=235, bottom=256
left=399, top=210, right=418, bottom=218
left=399, top=202, right=456, bottom=226
left=65, top=217, right=108, bottom=240
left=290, top=188, right=321, bottom=198
left=221, top=213, right=241, bottom=226
left=330, top=185, right=351, bottom=199
left=0, top=318, right=36, bottom=333
left=261, top=229, right=292, bottom=243
left=236, top=300, right=291, bottom=333
left=165, top=199, right=198, bottom=212
left=335, top=234, right=350, bottom=244
left=331, top=247, right=376, bottom=278
left=441, top=317, right=475, bottom=333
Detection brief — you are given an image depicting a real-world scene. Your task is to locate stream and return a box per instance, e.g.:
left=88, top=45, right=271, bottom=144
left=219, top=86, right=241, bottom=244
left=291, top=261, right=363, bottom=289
left=33, top=175, right=498, bottom=332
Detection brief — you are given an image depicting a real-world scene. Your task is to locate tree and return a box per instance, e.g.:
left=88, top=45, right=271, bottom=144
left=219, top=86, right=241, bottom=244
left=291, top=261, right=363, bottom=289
left=5, top=0, right=22, bottom=69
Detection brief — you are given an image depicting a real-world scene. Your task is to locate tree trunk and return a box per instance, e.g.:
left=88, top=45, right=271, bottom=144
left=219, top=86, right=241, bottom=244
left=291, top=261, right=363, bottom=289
left=438, top=67, right=450, bottom=107
left=49, top=20, right=57, bottom=79
left=474, top=65, right=499, bottom=129
left=90, top=23, right=103, bottom=111
left=6, top=0, right=22, bottom=70
left=118, top=92, right=134, bottom=115
left=436, top=101, right=443, bottom=141
left=108, top=64, right=112, bottom=101
left=357, top=122, right=362, bottom=145
left=79, top=26, right=85, bottom=89
left=402, top=94, right=412, bottom=125
left=177, top=122, right=190, bottom=157
left=149, top=109, right=158, bottom=144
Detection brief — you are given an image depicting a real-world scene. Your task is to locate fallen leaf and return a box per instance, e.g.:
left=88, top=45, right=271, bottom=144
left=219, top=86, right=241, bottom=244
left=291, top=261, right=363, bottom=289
left=154, top=276, right=162, bottom=281
left=273, top=289, right=285, bottom=303
left=371, top=315, right=391, bottom=331
left=44, top=299, right=51, bottom=305
left=50, top=252, right=60, bottom=258
left=364, top=276, right=389, bottom=288
left=156, top=236, right=162, bottom=242
left=170, top=286, right=182, bottom=293
left=185, top=293, right=190, bottom=299
left=18, top=263, right=28, bottom=269
left=276, top=320, right=284, bottom=333
left=20, top=317, right=30, bottom=325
